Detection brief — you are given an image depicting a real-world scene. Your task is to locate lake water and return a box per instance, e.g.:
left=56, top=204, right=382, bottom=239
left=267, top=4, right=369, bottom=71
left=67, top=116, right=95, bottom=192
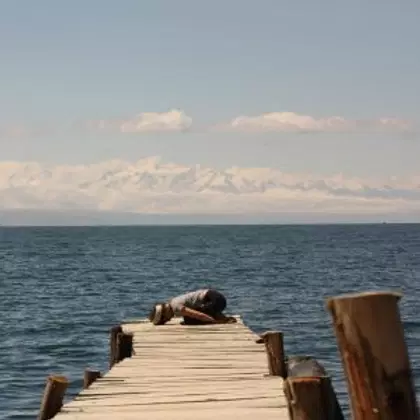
left=1, top=224, right=420, bottom=419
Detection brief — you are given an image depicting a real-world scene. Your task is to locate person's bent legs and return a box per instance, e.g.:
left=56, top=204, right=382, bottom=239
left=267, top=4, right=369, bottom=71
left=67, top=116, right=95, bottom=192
left=183, top=289, right=228, bottom=325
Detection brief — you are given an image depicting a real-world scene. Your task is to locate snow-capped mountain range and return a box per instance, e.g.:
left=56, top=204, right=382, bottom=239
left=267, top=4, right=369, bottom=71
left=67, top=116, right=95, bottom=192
left=1, top=156, right=419, bottom=214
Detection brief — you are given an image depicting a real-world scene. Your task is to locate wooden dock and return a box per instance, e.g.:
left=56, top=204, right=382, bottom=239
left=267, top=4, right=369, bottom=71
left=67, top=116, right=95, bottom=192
left=53, top=316, right=290, bottom=420
left=38, top=291, right=420, bottom=420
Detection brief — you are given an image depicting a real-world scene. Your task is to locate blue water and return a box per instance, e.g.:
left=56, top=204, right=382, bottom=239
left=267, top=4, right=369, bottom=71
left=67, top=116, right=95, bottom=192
left=1, top=224, right=420, bottom=419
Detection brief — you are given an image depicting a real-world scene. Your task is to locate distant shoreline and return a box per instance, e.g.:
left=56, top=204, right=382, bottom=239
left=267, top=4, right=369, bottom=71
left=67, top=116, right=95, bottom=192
left=2, top=222, right=420, bottom=228
left=1, top=209, right=419, bottom=227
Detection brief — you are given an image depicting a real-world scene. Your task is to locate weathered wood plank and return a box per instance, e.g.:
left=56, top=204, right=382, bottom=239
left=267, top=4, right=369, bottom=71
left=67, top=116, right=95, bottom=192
left=55, top=317, right=289, bottom=419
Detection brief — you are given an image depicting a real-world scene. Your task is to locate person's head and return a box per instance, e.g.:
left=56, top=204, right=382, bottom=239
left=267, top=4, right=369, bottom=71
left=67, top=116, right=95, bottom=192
left=148, top=302, right=174, bottom=325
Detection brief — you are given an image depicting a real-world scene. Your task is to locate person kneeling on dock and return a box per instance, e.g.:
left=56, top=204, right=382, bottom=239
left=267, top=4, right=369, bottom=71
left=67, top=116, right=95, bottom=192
left=149, top=289, right=237, bottom=326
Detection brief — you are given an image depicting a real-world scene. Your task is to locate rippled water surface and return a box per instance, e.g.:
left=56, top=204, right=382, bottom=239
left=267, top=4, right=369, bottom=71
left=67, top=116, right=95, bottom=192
left=1, top=224, right=420, bottom=419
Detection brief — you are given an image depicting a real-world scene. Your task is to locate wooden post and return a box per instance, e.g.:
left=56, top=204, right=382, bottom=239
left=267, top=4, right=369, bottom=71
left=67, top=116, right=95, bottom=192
left=38, top=375, right=69, bottom=420
left=283, top=376, right=344, bottom=420
left=262, top=331, right=287, bottom=378
left=83, top=369, right=101, bottom=389
left=109, top=325, right=123, bottom=368
left=116, top=332, right=134, bottom=362
left=326, top=291, right=420, bottom=420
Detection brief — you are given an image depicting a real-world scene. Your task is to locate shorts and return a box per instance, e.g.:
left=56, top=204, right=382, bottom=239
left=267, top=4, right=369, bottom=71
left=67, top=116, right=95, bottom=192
left=182, top=289, right=227, bottom=325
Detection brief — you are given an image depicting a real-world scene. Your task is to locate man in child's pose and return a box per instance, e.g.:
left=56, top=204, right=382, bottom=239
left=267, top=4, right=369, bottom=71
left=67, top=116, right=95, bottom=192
left=149, top=288, right=236, bottom=325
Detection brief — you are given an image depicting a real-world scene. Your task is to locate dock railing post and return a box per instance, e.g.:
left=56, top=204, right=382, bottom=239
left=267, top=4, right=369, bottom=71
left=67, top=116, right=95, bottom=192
left=110, top=325, right=134, bottom=368
left=283, top=376, right=344, bottom=420
left=326, top=290, right=420, bottom=420
left=83, top=369, right=101, bottom=389
left=116, top=332, right=134, bottom=362
left=262, top=331, right=287, bottom=378
left=109, top=325, right=123, bottom=368
left=38, top=375, right=69, bottom=420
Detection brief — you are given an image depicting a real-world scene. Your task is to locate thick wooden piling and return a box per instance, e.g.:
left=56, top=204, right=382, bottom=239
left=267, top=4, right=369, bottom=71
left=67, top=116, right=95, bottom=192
left=83, top=369, right=101, bottom=389
left=283, top=376, right=344, bottom=420
left=38, top=375, right=69, bottom=420
left=327, top=291, right=420, bottom=420
left=262, top=331, right=287, bottom=378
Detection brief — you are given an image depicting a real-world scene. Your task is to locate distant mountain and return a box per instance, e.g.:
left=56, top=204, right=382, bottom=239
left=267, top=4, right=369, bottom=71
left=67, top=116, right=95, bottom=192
left=0, top=157, right=419, bottom=219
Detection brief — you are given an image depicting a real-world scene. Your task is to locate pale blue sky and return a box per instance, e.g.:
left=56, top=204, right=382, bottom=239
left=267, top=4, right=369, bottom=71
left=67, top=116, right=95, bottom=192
left=1, top=0, right=419, bottom=176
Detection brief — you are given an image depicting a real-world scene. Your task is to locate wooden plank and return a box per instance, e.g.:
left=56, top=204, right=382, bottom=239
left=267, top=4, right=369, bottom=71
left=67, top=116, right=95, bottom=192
left=55, top=316, right=289, bottom=419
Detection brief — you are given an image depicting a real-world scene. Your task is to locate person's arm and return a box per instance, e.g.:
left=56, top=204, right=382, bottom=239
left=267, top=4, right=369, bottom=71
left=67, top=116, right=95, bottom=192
left=179, top=306, right=217, bottom=323
left=213, top=313, right=237, bottom=323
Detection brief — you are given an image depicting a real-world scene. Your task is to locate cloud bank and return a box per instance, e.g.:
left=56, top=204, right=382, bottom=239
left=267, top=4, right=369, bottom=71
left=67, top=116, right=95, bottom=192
left=226, top=112, right=412, bottom=133
left=0, top=157, right=419, bottom=218
left=1, top=110, right=413, bottom=137
left=89, top=109, right=192, bottom=133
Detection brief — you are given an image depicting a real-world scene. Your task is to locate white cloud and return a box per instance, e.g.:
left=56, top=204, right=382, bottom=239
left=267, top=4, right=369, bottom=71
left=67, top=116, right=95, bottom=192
left=0, top=157, right=419, bottom=217
left=88, top=109, right=192, bottom=133
left=120, top=109, right=192, bottom=133
left=225, top=111, right=412, bottom=133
